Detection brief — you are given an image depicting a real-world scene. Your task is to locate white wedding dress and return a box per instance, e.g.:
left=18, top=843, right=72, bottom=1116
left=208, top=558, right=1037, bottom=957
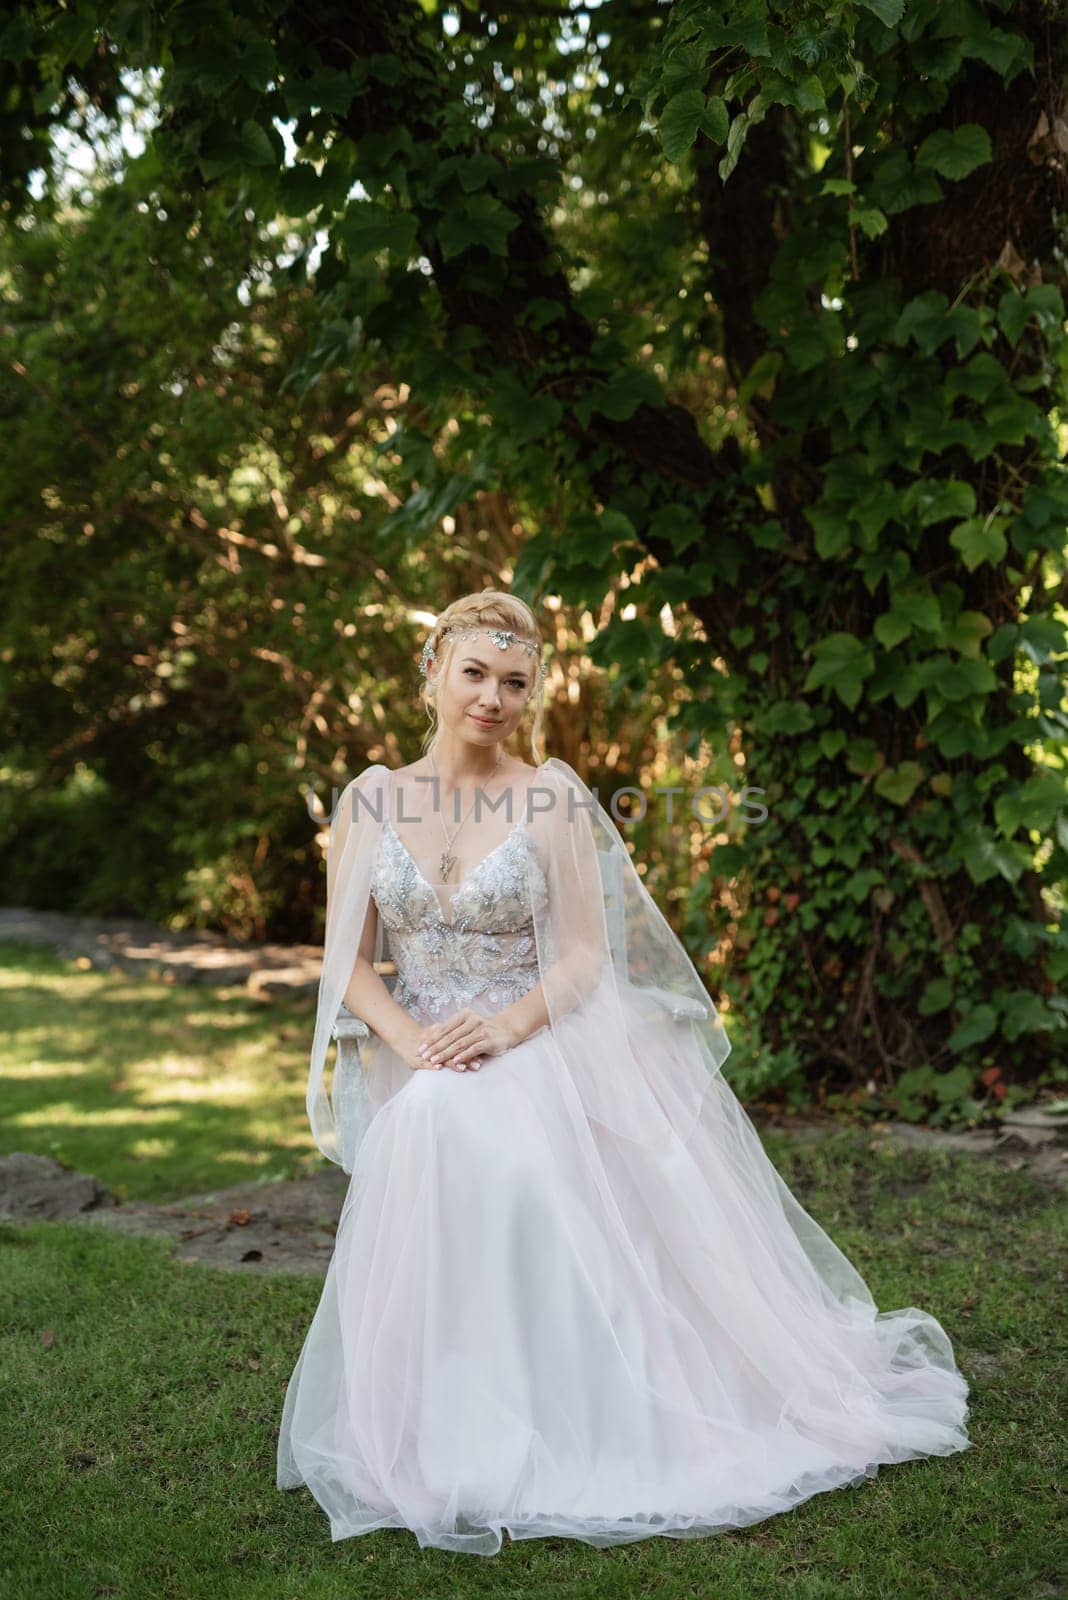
left=276, top=795, right=972, bottom=1556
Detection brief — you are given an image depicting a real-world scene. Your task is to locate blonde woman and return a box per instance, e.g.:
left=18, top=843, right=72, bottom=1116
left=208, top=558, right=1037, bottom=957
left=277, top=589, right=971, bottom=1557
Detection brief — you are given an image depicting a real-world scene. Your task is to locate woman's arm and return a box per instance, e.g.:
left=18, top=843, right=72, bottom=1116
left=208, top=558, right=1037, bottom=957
left=342, top=895, right=421, bottom=1056
left=492, top=983, right=550, bottom=1049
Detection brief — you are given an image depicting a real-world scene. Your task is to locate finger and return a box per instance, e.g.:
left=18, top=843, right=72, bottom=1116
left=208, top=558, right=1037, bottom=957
left=447, top=1051, right=483, bottom=1073
left=418, top=1032, right=457, bottom=1058
left=426, top=1006, right=475, bottom=1034
left=442, top=1038, right=483, bottom=1070
left=448, top=1038, right=487, bottom=1065
left=423, top=1024, right=480, bottom=1062
left=444, top=1044, right=476, bottom=1071
left=418, top=1017, right=472, bottom=1056
left=442, top=1033, right=485, bottom=1068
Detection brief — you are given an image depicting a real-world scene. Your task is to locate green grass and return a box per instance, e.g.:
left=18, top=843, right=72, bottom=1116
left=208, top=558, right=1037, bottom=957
left=0, top=940, right=322, bottom=1201
left=2, top=943, right=1064, bottom=1597
left=1, top=1139, right=1063, bottom=1597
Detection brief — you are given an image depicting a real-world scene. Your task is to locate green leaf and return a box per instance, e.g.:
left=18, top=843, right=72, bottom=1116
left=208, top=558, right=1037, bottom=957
left=185, top=60, right=239, bottom=97
left=947, top=1004, right=997, bottom=1051
left=718, top=112, right=750, bottom=182
left=869, top=150, right=942, bottom=215
left=791, top=74, right=826, bottom=113
left=962, top=25, right=1032, bottom=77
left=697, top=15, right=770, bottom=55
left=240, top=119, right=277, bottom=167
left=999, top=989, right=1061, bottom=1039
left=856, top=0, right=906, bottom=25
left=660, top=90, right=705, bottom=163
left=283, top=65, right=358, bottom=116
left=944, top=352, right=1008, bottom=404
left=437, top=192, right=518, bottom=260
left=710, top=843, right=749, bottom=877
left=919, top=977, right=954, bottom=1016
left=943, top=609, right=993, bottom=657
left=873, top=610, right=912, bottom=648
left=763, top=699, right=816, bottom=735
left=949, top=515, right=1008, bottom=570
left=994, top=770, right=1067, bottom=838
left=1017, top=614, right=1068, bottom=666
left=893, top=291, right=968, bottom=354
left=874, top=760, right=925, bottom=805
left=490, top=372, right=565, bottom=449
left=701, top=95, right=729, bottom=143
left=279, top=162, right=327, bottom=215
left=337, top=202, right=419, bottom=261
left=198, top=145, right=242, bottom=181
left=598, top=509, right=637, bottom=544
left=854, top=208, right=889, bottom=239
left=958, top=830, right=1027, bottom=885
left=933, top=1064, right=977, bottom=1101
left=902, top=476, right=976, bottom=527
left=582, top=368, right=664, bottom=424
left=802, top=633, right=874, bottom=709
left=932, top=656, right=998, bottom=700
left=647, top=502, right=705, bottom=555
left=237, top=39, right=277, bottom=92
left=892, top=590, right=943, bottom=634
left=915, top=124, right=992, bottom=180
left=805, top=505, right=851, bottom=559
left=845, top=738, right=882, bottom=776
left=997, top=283, right=1067, bottom=345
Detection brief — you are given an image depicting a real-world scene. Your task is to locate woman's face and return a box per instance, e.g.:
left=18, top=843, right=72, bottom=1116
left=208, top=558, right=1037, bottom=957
left=431, top=640, right=534, bottom=744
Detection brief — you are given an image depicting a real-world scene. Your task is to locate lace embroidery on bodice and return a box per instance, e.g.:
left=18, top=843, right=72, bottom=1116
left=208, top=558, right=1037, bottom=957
left=371, top=810, right=550, bottom=1021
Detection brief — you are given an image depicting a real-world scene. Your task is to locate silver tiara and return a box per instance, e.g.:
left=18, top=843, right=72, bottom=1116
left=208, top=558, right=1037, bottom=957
left=420, top=625, right=545, bottom=688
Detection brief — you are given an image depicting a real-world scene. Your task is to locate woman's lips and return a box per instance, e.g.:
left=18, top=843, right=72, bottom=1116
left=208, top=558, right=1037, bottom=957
left=471, top=715, right=500, bottom=726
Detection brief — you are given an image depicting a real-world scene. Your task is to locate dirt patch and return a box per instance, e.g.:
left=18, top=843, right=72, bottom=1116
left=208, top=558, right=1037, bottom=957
left=0, top=1152, right=348, bottom=1276
left=0, top=906, right=322, bottom=994
left=771, top=1106, right=1068, bottom=1193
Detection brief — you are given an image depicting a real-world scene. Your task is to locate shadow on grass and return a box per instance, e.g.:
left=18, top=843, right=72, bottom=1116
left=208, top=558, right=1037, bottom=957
left=0, top=940, right=320, bottom=1203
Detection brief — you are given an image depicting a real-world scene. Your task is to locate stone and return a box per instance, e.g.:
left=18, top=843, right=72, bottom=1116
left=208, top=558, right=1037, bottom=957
left=0, top=1152, right=119, bottom=1220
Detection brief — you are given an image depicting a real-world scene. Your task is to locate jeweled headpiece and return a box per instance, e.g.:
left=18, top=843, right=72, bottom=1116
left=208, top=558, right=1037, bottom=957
left=420, top=625, right=546, bottom=694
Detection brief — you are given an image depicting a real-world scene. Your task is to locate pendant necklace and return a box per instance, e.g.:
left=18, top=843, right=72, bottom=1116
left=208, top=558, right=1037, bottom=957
left=428, top=745, right=503, bottom=880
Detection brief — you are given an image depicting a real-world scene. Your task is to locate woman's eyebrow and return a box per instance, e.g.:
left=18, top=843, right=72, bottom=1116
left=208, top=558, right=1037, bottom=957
left=461, top=655, right=529, bottom=680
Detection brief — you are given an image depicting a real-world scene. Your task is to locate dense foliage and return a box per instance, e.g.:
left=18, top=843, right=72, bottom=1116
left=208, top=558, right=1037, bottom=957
left=2, top=0, right=1066, bottom=1121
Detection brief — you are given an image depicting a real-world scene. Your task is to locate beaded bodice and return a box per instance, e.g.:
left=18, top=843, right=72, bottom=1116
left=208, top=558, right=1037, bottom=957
left=371, top=814, right=550, bottom=1022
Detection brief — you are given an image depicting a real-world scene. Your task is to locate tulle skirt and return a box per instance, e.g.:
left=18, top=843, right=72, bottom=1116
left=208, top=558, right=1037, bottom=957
left=276, top=1002, right=972, bottom=1556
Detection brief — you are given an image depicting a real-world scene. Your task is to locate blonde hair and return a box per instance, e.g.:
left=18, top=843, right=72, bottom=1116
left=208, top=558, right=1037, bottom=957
left=419, top=590, right=547, bottom=766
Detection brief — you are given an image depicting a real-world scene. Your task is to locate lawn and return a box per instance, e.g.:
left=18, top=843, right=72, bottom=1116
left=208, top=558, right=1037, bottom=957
left=0, top=940, right=320, bottom=1202
left=1, top=943, right=1063, bottom=1598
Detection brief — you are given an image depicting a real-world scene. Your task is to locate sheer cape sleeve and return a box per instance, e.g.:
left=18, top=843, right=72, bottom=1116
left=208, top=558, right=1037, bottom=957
left=525, top=757, right=732, bottom=1149
left=306, top=763, right=390, bottom=1169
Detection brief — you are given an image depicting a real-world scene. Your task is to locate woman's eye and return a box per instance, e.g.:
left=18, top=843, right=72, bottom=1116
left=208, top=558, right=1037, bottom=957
left=464, top=667, right=524, bottom=689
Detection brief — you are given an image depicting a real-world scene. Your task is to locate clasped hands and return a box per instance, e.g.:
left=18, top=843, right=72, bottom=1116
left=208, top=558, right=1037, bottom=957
left=410, top=1007, right=517, bottom=1074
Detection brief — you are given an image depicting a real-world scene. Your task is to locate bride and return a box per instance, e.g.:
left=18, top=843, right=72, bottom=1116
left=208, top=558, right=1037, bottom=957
left=276, top=590, right=971, bottom=1557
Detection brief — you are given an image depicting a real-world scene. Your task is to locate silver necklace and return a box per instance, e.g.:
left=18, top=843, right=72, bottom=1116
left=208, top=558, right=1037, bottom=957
left=428, top=746, right=503, bottom=880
